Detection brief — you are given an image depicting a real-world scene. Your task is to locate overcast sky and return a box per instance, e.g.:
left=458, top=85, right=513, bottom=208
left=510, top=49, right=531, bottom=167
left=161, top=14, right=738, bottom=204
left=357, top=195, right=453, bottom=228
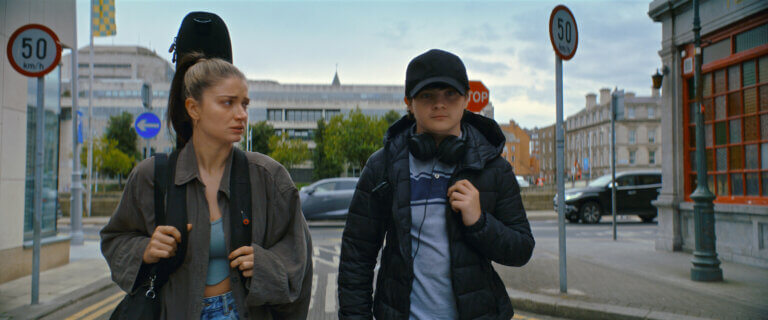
left=76, top=0, right=662, bottom=129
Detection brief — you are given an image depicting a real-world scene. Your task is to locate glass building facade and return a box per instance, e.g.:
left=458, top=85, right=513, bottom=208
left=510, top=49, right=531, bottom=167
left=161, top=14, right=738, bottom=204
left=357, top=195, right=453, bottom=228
left=24, top=67, right=61, bottom=239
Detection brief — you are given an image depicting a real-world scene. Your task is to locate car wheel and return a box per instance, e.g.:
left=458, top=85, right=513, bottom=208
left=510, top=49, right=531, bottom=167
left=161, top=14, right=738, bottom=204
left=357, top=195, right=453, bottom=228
left=640, top=215, right=655, bottom=223
left=580, top=202, right=601, bottom=224
left=566, top=216, right=580, bottom=223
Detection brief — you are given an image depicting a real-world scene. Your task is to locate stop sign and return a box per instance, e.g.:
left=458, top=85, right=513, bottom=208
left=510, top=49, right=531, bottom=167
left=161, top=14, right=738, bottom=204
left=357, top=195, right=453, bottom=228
left=466, top=80, right=489, bottom=112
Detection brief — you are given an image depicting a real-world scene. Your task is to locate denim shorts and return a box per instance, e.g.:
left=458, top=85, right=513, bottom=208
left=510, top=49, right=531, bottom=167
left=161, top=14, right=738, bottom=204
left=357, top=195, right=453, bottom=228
left=201, top=291, right=240, bottom=320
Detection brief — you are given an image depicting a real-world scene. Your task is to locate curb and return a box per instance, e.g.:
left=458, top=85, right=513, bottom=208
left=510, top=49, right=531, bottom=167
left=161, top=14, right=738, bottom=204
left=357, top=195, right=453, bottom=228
left=507, top=288, right=714, bottom=320
left=0, top=277, right=115, bottom=320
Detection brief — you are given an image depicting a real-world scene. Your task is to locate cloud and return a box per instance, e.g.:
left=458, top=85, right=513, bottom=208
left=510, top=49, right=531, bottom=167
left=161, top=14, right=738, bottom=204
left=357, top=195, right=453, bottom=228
left=463, top=58, right=512, bottom=77
left=464, top=45, right=493, bottom=55
left=376, top=20, right=413, bottom=50
left=460, top=23, right=502, bottom=42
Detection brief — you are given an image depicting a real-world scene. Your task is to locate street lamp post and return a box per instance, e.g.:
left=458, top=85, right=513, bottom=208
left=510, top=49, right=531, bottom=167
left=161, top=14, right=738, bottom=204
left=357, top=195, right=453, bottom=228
left=690, top=0, right=723, bottom=282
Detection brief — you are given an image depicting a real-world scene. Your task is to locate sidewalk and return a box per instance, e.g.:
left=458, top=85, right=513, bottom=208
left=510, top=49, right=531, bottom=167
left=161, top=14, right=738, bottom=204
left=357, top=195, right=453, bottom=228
left=498, top=224, right=768, bottom=320
left=3, top=214, right=767, bottom=320
left=0, top=241, right=112, bottom=320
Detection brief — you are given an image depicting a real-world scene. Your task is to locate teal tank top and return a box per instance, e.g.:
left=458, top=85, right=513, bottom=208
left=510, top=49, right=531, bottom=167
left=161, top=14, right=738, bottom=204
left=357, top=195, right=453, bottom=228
left=206, top=218, right=229, bottom=285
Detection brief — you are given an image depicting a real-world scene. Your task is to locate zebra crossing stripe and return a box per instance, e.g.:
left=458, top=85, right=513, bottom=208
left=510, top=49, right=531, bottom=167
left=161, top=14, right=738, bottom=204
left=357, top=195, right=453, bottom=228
left=325, top=273, right=338, bottom=313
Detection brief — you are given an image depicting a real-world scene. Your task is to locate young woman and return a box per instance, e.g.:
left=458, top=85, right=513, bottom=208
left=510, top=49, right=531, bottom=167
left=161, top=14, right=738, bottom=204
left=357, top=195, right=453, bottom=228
left=101, top=53, right=313, bottom=319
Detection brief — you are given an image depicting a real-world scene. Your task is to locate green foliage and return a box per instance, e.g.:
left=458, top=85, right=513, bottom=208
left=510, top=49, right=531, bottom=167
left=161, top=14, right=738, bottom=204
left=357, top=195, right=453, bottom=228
left=240, top=121, right=275, bottom=154
left=324, top=108, right=388, bottom=170
left=312, top=119, right=343, bottom=180
left=81, top=137, right=135, bottom=186
left=105, top=112, right=139, bottom=159
left=383, top=109, right=403, bottom=126
left=268, top=136, right=311, bottom=170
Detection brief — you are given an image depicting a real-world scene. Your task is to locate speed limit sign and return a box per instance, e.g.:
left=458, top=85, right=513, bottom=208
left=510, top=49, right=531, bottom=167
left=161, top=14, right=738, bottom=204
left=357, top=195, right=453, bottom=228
left=6, top=24, right=62, bottom=77
left=549, top=5, right=578, bottom=60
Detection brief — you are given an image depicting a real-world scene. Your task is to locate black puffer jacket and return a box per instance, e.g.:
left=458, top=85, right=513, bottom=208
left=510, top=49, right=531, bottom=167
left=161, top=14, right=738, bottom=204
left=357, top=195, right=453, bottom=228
left=338, top=111, right=535, bottom=320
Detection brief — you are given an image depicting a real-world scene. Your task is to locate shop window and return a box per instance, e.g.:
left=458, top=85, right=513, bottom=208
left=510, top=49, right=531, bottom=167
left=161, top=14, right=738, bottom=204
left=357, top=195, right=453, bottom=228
left=735, top=24, right=767, bottom=53
left=684, top=45, right=768, bottom=203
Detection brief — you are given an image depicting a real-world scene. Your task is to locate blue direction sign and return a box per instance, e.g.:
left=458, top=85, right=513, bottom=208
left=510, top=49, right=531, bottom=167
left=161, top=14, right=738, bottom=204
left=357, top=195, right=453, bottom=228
left=135, top=112, right=161, bottom=139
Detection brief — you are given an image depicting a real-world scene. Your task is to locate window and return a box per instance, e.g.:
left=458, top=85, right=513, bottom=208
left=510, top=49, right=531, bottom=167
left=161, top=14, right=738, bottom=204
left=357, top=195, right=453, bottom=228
left=648, top=107, right=655, bottom=119
left=629, top=130, right=636, bottom=144
left=616, top=175, right=636, bottom=187
left=325, top=109, right=341, bottom=119
left=286, top=109, right=323, bottom=122
left=683, top=29, right=768, bottom=203
left=24, top=67, right=61, bottom=239
left=639, top=174, right=661, bottom=185
left=649, top=130, right=656, bottom=144
left=286, top=129, right=315, bottom=141
left=649, top=150, right=656, bottom=165
left=627, top=106, right=635, bottom=119
left=735, top=24, right=767, bottom=54
left=335, top=181, right=357, bottom=190
left=314, top=182, right=335, bottom=192
left=629, top=150, right=636, bottom=164
left=267, top=109, right=283, bottom=121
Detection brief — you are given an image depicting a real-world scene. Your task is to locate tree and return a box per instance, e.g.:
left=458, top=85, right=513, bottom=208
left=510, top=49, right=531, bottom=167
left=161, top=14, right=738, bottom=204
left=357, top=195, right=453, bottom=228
left=383, top=109, right=403, bottom=126
left=312, top=119, right=343, bottom=180
left=81, top=137, right=135, bottom=187
left=106, top=112, right=139, bottom=159
left=324, top=108, right=388, bottom=170
left=268, top=136, right=311, bottom=170
left=240, top=121, right=275, bottom=154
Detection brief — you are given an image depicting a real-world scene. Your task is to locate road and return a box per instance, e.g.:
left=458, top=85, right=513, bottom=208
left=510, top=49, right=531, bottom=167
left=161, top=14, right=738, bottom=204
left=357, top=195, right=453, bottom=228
left=48, top=219, right=658, bottom=319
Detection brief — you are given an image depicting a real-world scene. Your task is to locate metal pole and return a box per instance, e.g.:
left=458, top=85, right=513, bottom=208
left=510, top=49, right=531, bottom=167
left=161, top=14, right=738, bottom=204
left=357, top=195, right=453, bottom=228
left=87, top=0, right=95, bottom=217
left=690, top=0, right=722, bottom=282
left=70, top=37, right=84, bottom=245
left=611, top=91, right=617, bottom=241
left=31, top=76, right=45, bottom=304
left=555, top=56, right=567, bottom=293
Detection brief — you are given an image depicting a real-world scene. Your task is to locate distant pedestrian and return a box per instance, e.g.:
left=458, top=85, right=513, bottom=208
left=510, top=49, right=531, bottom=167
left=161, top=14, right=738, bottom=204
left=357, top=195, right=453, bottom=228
left=101, top=12, right=312, bottom=320
left=338, top=49, right=535, bottom=319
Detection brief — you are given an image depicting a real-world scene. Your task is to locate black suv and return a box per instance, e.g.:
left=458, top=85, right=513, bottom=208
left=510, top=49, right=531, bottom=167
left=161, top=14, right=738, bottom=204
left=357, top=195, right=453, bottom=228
left=554, top=170, right=662, bottom=224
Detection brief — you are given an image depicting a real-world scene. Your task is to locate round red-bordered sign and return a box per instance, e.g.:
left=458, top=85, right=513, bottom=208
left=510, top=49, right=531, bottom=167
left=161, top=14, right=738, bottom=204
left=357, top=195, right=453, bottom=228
left=549, top=5, right=578, bottom=61
left=6, top=24, right=62, bottom=77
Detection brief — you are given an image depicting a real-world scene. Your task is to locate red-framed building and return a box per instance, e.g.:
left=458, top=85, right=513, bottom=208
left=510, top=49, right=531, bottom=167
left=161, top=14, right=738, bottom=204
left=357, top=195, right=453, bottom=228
left=649, top=0, right=768, bottom=268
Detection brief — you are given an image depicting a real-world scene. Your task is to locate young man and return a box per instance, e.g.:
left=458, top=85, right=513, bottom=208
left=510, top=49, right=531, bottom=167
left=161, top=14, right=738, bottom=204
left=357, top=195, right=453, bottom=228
left=338, top=49, right=535, bottom=320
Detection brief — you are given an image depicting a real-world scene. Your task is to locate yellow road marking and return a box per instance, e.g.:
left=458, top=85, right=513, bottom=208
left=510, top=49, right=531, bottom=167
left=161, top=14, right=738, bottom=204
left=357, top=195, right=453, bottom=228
left=80, top=298, right=123, bottom=320
left=64, top=291, right=124, bottom=320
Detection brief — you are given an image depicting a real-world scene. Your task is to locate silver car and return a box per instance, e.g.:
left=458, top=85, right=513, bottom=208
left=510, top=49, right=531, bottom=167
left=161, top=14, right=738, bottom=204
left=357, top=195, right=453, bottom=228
left=299, top=177, right=359, bottom=220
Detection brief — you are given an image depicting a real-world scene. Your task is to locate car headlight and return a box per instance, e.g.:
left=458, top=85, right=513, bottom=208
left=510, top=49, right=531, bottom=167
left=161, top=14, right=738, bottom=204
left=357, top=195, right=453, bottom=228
left=565, top=192, right=582, bottom=201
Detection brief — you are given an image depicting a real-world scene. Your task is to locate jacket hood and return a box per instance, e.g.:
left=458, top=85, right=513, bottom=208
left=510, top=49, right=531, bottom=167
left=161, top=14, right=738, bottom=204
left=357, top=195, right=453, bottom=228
left=384, top=110, right=506, bottom=169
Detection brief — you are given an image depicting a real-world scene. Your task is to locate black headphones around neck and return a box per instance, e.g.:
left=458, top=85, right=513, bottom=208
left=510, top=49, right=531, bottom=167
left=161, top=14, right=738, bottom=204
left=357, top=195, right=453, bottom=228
left=408, top=133, right=467, bottom=165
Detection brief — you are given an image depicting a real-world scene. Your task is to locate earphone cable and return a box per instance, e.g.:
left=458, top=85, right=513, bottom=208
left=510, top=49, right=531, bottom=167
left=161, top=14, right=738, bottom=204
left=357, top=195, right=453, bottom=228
left=412, top=159, right=438, bottom=260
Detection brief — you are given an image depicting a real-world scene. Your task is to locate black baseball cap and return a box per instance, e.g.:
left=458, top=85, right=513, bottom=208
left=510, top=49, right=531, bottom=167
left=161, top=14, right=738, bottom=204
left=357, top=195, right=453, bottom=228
left=170, top=12, right=232, bottom=68
left=405, top=49, right=469, bottom=98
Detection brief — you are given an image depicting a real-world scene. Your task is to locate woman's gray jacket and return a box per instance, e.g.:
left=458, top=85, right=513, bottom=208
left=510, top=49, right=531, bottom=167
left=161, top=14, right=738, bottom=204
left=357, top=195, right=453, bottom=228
left=100, top=142, right=313, bottom=319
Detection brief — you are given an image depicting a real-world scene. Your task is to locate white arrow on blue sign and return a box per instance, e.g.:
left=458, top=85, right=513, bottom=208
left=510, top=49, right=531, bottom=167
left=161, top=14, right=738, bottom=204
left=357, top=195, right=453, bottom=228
left=135, top=112, right=161, bottom=139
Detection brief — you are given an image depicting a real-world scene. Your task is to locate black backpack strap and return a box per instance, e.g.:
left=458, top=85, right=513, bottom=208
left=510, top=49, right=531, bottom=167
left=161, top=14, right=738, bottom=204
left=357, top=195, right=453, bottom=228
left=230, top=148, right=252, bottom=249
left=230, top=148, right=252, bottom=288
left=159, top=149, right=188, bottom=284
left=154, top=153, right=169, bottom=225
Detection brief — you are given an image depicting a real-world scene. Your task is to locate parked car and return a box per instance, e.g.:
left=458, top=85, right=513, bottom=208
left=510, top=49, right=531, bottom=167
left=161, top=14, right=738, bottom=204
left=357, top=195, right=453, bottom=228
left=516, top=176, right=530, bottom=188
left=299, top=177, right=359, bottom=220
left=553, top=170, right=662, bottom=224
